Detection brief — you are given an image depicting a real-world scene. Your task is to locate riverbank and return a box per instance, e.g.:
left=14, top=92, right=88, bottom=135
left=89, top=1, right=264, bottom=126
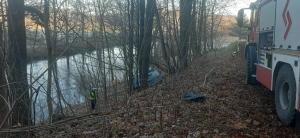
left=27, top=42, right=95, bottom=62
left=27, top=39, right=121, bottom=63
left=11, top=42, right=297, bottom=137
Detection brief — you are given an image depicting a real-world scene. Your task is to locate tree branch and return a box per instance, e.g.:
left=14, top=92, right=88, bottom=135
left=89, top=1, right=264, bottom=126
left=24, top=6, right=44, bottom=24
left=0, top=36, right=78, bottom=131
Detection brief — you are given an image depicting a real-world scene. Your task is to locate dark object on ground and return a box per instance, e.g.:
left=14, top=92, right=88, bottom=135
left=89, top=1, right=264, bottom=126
left=134, top=67, right=163, bottom=89
left=184, top=93, right=206, bottom=102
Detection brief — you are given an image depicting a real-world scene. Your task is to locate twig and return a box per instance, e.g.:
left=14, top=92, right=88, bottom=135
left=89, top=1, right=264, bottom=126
left=0, top=94, right=8, bottom=108
left=202, top=67, right=216, bottom=87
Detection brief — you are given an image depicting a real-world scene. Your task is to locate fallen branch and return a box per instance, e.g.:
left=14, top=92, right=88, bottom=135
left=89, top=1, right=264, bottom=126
left=203, top=67, right=220, bottom=87
left=1, top=102, right=182, bottom=133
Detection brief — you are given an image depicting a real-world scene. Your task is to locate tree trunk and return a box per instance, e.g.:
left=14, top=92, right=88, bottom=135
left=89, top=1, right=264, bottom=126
left=102, top=14, right=116, bottom=102
left=1, top=1, right=7, bottom=52
left=65, top=9, right=70, bottom=71
left=52, top=0, right=63, bottom=116
left=7, top=0, right=29, bottom=127
left=191, top=0, right=197, bottom=56
left=0, top=22, right=8, bottom=129
left=52, top=0, right=57, bottom=52
left=198, top=0, right=205, bottom=53
left=97, top=0, right=107, bottom=106
left=137, top=0, right=145, bottom=90
left=141, top=0, right=155, bottom=89
left=128, top=0, right=134, bottom=93
left=44, top=0, right=53, bottom=124
left=154, top=1, right=174, bottom=74
left=210, top=0, right=216, bottom=50
left=81, top=11, right=85, bottom=46
left=203, top=8, right=207, bottom=53
left=179, top=0, right=192, bottom=70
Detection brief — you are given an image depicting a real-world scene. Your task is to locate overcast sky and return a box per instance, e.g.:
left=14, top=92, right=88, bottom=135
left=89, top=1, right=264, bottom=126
left=231, top=0, right=257, bottom=18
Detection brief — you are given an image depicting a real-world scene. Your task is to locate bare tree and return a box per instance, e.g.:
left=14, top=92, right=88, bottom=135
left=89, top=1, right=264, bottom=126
left=0, top=21, right=8, bottom=129
left=44, top=0, right=53, bottom=124
left=141, top=0, right=155, bottom=89
left=7, top=0, right=29, bottom=127
left=179, top=0, right=192, bottom=70
left=198, top=0, right=206, bottom=53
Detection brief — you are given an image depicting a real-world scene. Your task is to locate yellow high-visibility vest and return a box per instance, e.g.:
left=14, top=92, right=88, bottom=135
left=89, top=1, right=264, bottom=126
left=90, top=91, right=96, bottom=100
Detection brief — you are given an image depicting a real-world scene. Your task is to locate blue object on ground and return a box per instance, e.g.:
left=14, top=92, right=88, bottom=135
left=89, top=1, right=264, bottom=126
left=134, top=67, right=163, bottom=89
left=184, top=93, right=206, bottom=102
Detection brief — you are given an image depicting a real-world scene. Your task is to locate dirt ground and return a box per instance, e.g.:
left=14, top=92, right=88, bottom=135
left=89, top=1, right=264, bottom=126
left=31, top=43, right=299, bottom=138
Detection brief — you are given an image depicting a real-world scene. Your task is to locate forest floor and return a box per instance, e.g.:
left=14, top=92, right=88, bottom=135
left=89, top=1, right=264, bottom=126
left=34, top=43, right=299, bottom=138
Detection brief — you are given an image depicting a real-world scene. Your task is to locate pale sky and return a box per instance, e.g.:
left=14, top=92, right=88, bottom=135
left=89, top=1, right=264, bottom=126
left=230, top=0, right=257, bottom=18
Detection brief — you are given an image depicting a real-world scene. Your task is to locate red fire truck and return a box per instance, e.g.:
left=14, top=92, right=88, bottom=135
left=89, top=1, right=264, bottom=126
left=238, top=0, right=300, bottom=129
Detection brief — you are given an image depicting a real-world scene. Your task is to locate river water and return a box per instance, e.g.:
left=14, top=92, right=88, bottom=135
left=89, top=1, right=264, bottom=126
left=28, top=48, right=125, bottom=122
left=29, top=38, right=236, bottom=122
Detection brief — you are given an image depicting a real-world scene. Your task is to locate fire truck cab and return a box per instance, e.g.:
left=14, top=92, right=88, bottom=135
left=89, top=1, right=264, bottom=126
left=238, top=0, right=300, bottom=129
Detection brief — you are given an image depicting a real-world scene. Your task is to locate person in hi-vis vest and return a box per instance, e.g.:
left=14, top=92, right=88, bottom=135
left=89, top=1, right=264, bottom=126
left=90, top=88, right=97, bottom=110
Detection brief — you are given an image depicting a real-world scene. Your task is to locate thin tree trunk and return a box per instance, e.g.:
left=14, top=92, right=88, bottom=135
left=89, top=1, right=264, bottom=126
left=44, top=0, right=53, bottom=124
left=128, top=0, right=134, bottom=93
left=102, top=13, right=116, bottom=102
left=0, top=22, right=8, bottom=130
left=98, top=0, right=107, bottom=107
left=52, top=0, right=57, bottom=52
left=179, top=0, right=192, bottom=70
left=65, top=9, right=70, bottom=71
left=210, top=0, right=216, bottom=50
left=137, top=0, right=145, bottom=90
left=191, top=0, right=197, bottom=56
left=154, top=1, right=174, bottom=74
left=52, top=0, right=63, bottom=117
left=1, top=0, right=7, bottom=52
left=203, top=8, right=207, bottom=53
left=198, top=0, right=205, bottom=53
left=81, top=10, right=85, bottom=46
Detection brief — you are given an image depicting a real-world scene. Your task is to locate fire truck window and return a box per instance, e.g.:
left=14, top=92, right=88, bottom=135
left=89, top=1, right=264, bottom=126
left=253, top=10, right=256, bottom=20
left=256, top=11, right=259, bottom=24
left=252, top=10, right=257, bottom=25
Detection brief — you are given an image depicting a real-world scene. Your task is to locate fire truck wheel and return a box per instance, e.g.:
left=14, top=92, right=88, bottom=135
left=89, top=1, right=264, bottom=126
left=275, top=64, right=296, bottom=126
left=246, top=46, right=257, bottom=84
left=246, top=52, right=252, bottom=84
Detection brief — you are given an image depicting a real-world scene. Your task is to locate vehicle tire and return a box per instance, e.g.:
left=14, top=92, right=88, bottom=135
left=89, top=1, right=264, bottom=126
left=246, top=52, right=251, bottom=84
left=246, top=46, right=257, bottom=85
left=244, top=44, right=249, bottom=59
left=275, top=64, right=296, bottom=126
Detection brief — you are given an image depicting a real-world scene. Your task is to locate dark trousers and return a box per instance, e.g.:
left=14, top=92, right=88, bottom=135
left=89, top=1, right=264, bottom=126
left=91, top=100, right=96, bottom=110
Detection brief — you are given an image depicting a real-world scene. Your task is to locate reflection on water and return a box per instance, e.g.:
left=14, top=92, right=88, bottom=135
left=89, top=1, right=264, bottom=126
left=28, top=48, right=124, bottom=122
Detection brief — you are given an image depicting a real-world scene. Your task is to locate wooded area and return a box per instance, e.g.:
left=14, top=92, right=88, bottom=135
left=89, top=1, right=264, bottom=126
left=0, top=0, right=250, bottom=137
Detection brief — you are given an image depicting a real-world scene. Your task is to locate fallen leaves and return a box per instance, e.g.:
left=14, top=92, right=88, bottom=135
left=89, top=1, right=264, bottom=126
left=107, top=111, right=114, bottom=115
left=213, top=129, right=219, bottom=134
left=35, top=48, right=296, bottom=138
left=232, top=122, right=247, bottom=129
left=253, top=120, right=260, bottom=126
